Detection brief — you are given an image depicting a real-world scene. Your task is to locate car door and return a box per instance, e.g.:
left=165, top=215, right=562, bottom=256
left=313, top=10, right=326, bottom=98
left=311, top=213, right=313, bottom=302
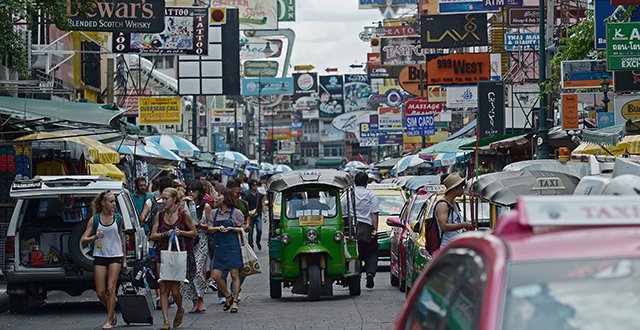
left=401, top=248, right=487, bottom=330
left=391, top=199, right=411, bottom=272
left=404, top=195, right=433, bottom=289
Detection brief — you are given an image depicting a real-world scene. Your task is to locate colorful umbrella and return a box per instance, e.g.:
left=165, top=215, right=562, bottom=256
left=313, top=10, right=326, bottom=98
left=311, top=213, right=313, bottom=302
left=392, top=154, right=430, bottom=174
left=273, top=164, right=292, bottom=173
left=215, top=151, right=250, bottom=164
left=145, top=135, right=201, bottom=158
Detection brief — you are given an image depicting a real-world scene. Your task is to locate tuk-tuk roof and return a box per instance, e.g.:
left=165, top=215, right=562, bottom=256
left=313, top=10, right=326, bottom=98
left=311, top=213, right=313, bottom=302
left=267, top=169, right=354, bottom=192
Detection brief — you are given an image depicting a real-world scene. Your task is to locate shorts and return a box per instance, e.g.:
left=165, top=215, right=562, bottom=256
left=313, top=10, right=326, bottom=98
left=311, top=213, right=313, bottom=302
left=94, top=256, right=123, bottom=267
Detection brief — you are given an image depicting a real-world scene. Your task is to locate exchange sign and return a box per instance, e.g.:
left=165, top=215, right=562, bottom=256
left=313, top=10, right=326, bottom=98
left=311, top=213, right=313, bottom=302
left=607, top=22, right=640, bottom=71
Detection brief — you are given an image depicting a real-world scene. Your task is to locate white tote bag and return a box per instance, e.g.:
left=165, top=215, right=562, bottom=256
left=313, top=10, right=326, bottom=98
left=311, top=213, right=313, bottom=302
left=159, top=232, right=189, bottom=283
left=238, top=232, right=261, bottom=277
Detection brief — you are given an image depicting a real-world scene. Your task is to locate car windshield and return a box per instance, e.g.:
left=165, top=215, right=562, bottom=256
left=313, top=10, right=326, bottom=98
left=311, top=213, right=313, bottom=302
left=409, top=198, right=428, bottom=223
left=502, top=258, right=640, bottom=330
left=376, top=194, right=404, bottom=215
left=284, top=190, right=338, bottom=219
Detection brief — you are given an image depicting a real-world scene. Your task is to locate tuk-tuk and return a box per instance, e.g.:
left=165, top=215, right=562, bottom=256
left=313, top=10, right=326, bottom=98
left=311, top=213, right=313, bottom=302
left=267, top=170, right=360, bottom=300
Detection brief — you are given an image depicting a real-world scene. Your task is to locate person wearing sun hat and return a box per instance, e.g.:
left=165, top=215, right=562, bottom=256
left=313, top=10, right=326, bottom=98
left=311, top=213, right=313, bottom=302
left=435, top=172, right=475, bottom=248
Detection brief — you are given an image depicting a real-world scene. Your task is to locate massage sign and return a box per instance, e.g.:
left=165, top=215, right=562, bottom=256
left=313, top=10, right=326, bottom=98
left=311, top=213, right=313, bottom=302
left=427, top=53, right=491, bottom=85
left=61, top=0, right=165, bottom=32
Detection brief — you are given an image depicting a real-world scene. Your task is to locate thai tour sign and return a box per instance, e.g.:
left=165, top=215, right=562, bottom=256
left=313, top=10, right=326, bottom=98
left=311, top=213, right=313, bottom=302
left=607, top=22, right=640, bottom=71
left=61, top=0, right=166, bottom=32
left=139, top=97, right=181, bottom=125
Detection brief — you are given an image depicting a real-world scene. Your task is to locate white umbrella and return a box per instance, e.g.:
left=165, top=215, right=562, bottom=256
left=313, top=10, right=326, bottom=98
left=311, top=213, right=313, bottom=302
left=273, top=164, right=293, bottom=173
left=145, top=135, right=201, bottom=158
left=215, top=151, right=250, bottom=165
left=344, top=161, right=368, bottom=169
left=392, top=154, right=428, bottom=174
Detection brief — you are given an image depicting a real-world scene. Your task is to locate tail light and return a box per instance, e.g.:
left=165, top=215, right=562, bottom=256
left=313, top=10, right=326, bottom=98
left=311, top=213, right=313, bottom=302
left=126, top=234, right=135, bottom=254
left=5, top=236, right=15, bottom=259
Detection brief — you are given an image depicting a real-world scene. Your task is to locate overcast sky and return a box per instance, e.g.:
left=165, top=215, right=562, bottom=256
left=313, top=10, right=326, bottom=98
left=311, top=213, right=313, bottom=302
left=280, top=1, right=383, bottom=75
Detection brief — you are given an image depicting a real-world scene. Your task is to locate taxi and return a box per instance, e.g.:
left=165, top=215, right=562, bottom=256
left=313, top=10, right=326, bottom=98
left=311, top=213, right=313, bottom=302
left=391, top=195, right=640, bottom=330
left=367, top=183, right=407, bottom=260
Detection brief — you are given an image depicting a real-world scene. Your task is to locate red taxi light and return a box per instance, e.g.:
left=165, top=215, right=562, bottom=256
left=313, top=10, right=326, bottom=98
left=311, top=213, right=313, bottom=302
left=5, top=236, right=15, bottom=259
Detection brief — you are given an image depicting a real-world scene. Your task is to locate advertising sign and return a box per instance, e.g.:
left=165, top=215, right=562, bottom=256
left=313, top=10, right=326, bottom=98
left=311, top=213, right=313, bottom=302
left=561, top=94, right=579, bottom=130
left=332, top=110, right=376, bottom=134
left=477, top=81, right=505, bottom=138
left=595, top=0, right=640, bottom=49
left=379, top=132, right=404, bottom=146
left=508, top=7, right=539, bottom=26
left=428, top=85, right=447, bottom=102
left=385, top=21, right=420, bottom=37
left=378, top=107, right=403, bottom=131
left=607, top=22, right=640, bottom=70
left=344, top=74, right=372, bottom=112
left=419, top=0, right=439, bottom=14
left=614, top=71, right=640, bottom=92
left=614, top=95, right=640, bottom=121
left=277, top=0, right=296, bottom=22
left=427, top=53, right=491, bottom=85
left=278, top=140, right=296, bottom=154
left=597, top=112, right=615, bottom=128
left=406, top=114, right=435, bottom=136
left=212, top=108, right=244, bottom=127
left=319, top=75, right=344, bottom=118
left=483, top=0, right=523, bottom=8
left=239, top=38, right=283, bottom=59
left=61, top=0, right=165, bottom=32
left=421, top=13, right=488, bottom=49
left=293, top=73, right=319, bottom=119
left=398, top=64, right=427, bottom=96
left=439, top=0, right=500, bottom=13
left=359, top=0, right=417, bottom=9
left=211, top=0, right=278, bottom=30
left=504, top=33, right=540, bottom=51
left=113, top=7, right=207, bottom=54
left=561, top=60, right=612, bottom=89
left=405, top=97, right=444, bottom=115
left=270, top=128, right=292, bottom=140
left=139, top=97, right=181, bottom=125
left=446, top=86, right=478, bottom=108
left=116, top=87, right=152, bottom=115
left=380, top=37, right=427, bottom=66
left=243, top=60, right=279, bottom=77
left=241, top=77, right=294, bottom=96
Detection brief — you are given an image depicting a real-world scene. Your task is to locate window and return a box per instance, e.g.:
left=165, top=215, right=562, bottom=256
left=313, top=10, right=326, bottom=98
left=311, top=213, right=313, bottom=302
left=404, top=249, right=486, bottom=330
left=164, top=56, right=175, bottom=68
left=284, top=190, right=338, bottom=219
left=323, top=143, right=343, bottom=157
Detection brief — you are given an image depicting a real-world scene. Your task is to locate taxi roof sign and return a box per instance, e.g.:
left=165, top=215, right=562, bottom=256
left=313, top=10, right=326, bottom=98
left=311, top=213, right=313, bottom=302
left=531, top=177, right=566, bottom=191
left=367, top=183, right=400, bottom=190
left=518, top=196, right=640, bottom=227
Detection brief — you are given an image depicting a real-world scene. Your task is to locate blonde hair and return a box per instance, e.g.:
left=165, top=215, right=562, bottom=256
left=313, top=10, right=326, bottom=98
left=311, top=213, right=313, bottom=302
left=92, top=190, right=114, bottom=214
left=163, top=187, right=184, bottom=207
left=202, top=180, right=215, bottom=196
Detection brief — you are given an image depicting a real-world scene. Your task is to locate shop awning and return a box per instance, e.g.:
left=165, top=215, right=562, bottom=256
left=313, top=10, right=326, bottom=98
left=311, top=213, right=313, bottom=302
left=373, top=157, right=401, bottom=168
left=419, top=137, right=476, bottom=155
left=446, top=121, right=476, bottom=141
left=315, top=158, right=343, bottom=168
left=0, top=96, right=126, bottom=128
left=87, top=163, right=125, bottom=181
left=572, top=134, right=640, bottom=156
left=16, top=131, right=120, bottom=164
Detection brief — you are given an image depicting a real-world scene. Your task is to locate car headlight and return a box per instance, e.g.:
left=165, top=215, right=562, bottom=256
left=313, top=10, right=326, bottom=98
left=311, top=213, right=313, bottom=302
left=280, top=233, right=290, bottom=244
left=306, top=228, right=318, bottom=241
left=333, top=231, right=343, bottom=241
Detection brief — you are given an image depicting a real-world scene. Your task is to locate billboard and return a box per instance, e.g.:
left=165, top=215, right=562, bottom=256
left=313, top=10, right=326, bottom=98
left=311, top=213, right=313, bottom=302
left=139, top=97, right=181, bottom=125
left=344, top=74, right=372, bottom=112
left=421, top=13, right=488, bottom=49
left=113, top=7, right=207, bottom=55
left=438, top=0, right=500, bottom=14
left=446, top=86, right=478, bottom=108
left=293, top=73, right=319, bottom=119
left=606, top=22, right=640, bottom=71
left=595, top=0, right=640, bottom=49
left=380, top=37, right=426, bottom=66
left=427, top=53, right=491, bottom=85
left=477, top=81, right=505, bottom=138
left=319, top=75, right=344, bottom=118
left=561, top=60, right=612, bottom=89
left=61, top=0, right=165, bottom=32
left=504, top=33, right=540, bottom=51
left=508, top=7, right=539, bottom=26
left=241, top=77, right=294, bottom=96
left=211, top=0, right=278, bottom=30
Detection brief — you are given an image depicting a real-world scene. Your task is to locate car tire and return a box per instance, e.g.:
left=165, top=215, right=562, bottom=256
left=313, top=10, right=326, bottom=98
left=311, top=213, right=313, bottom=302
left=308, top=264, right=321, bottom=301
left=9, top=294, right=28, bottom=314
left=390, top=271, right=399, bottom=287
left=349, top=274, right=361, bottom=296
left=69, top=220, right=94, bottom=272
left=270, top=279, right=282, bottom=299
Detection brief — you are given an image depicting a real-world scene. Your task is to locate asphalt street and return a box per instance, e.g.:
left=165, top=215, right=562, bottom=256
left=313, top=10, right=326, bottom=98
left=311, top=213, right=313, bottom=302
left=0, top=244, right=406, bottom=329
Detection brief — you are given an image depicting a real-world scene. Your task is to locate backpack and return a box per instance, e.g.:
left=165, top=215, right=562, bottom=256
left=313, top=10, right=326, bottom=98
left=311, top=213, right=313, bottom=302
left=131, top=257, right=159, bottom=289
left=147, top=197, right=163, bottom=224
left=424, top=200, right=452, bottom=255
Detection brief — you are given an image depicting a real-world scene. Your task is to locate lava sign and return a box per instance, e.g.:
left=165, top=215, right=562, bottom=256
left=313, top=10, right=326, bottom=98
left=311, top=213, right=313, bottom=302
left=406, top=114, right=435, bottom=136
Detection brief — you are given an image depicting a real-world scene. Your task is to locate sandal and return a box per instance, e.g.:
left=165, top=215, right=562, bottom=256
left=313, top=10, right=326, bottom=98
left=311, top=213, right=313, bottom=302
left=173, top=307, right=185, bottom=328
left=102, top=322, right=113, bottom=330
left=230, top=300, right=239, bottom=313
left=111, top=316, right=117, bottom=326
left=223, top=295, right=233, bottom=311
left=160, top=321, right=170, bottom=330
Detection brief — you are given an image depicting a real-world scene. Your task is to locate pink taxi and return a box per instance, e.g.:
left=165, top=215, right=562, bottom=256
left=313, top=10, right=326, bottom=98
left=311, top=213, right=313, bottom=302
left=391, top=195, right=640, bottom=330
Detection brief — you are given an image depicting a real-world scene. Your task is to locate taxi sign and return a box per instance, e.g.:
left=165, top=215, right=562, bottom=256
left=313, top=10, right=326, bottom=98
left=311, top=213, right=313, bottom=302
left=422, top=184, right=446, bottom=192
left=531, top=177, right=566, bottom=190
left=519, top=196, right=640, bottom=226
left=300, top=171, right=321, bottom=181
left=367, top=183, right=399, bottom=190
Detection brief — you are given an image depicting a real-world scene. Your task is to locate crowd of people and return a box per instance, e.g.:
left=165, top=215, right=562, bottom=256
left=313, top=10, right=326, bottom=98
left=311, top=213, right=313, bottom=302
left=87, top=172, right=267, bottom=330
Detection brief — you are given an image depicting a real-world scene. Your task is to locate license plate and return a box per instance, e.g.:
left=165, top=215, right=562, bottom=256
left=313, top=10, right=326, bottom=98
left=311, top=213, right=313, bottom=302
left=298, top=215, right=324, bottom=226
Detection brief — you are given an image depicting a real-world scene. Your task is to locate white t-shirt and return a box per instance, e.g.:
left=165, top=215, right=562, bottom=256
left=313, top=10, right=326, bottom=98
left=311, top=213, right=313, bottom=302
left=342, top=186, right=380, bottom=226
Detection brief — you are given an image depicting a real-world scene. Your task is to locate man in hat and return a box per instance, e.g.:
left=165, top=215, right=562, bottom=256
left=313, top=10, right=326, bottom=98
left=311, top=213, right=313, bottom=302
left=435, top=172, right=475, bottom=248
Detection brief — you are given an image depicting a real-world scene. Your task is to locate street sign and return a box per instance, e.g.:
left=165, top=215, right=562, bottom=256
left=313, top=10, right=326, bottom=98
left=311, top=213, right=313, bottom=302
left=325, top=68, right=338, bottom=73
left=406, top=114, right=435, bottom=137
left=607, top=22, right=640, bottom=71
left=294, top=65, right=315, bottom=71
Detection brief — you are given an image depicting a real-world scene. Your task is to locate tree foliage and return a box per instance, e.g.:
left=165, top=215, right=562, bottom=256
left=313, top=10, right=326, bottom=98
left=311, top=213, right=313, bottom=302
left=0, top=0, right=96, bottom=77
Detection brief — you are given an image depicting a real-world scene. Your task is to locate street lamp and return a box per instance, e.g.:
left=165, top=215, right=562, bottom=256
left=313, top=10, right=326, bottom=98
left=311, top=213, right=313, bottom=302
left=257, top=75, right=263, bottom=163
left=373, top=21, right=386, bottom=35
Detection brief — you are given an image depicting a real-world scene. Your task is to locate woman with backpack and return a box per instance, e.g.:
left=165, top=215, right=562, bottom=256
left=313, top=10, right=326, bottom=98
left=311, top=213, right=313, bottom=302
left=81, top=190, right=125, bottom=330
left=150, top=188, right=197, bottom=329
left=180, top=180, right=212, bottom=314
left=435, top=173, right=475, bottom=249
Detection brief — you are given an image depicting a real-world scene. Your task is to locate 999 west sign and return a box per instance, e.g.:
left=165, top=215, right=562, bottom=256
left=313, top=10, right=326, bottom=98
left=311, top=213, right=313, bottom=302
left=427, top=53, right=491, bottom=85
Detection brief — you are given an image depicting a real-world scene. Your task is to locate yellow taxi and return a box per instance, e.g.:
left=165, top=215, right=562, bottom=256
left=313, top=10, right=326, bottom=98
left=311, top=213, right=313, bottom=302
left=367, top=183, right=407, bottom=260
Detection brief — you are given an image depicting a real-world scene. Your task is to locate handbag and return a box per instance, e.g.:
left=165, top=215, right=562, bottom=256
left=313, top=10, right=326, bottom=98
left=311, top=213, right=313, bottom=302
left=159, top=231, right=189, bottom=283
left=238, top=232, right=261, bottom=277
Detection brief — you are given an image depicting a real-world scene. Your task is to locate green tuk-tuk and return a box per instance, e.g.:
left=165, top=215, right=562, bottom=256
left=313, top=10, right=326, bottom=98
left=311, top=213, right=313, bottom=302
left=267, top=170, right=361, bottom=300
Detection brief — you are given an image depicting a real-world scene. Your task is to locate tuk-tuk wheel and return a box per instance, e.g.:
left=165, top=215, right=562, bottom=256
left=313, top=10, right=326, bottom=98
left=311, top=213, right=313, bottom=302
left=270, top=279, right=282, bottom=299
left=349, top=274, right=361, bottom=296
left=308, top=264, right=321, bottom=301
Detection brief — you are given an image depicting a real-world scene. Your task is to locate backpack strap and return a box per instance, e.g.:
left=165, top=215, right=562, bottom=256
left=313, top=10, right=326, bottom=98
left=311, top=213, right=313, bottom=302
left=115, top=213, right=123, bottom=229
left=433, top=199, right=453, bottom=240
left=92, top=213, right=100, bottom=236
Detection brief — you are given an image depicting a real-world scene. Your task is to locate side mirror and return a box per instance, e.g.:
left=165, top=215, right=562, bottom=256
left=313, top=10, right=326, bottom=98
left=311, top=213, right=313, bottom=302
left=386, top=217, right=402, bottom=228
left=411, top=221, right=421, bottom=233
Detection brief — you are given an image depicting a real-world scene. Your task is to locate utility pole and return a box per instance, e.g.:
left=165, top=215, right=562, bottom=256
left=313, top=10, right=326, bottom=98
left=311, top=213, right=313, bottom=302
left=257, top=74, right=262, bottom=163
left=191, top=95, right=198, bottom=145
left=537, top=0, right=550, bottom=159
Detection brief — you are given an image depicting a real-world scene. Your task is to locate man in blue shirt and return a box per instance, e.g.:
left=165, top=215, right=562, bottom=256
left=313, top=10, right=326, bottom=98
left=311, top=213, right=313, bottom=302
left=131, top=177, right=154, bottom=230
left=242, top=180, right=263, bottom=250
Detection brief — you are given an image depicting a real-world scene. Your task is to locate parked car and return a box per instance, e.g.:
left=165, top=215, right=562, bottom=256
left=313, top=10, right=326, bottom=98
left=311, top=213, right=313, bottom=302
left=391, top=195, right=640, bottom=329
left=367, top=183, right=406, bottom=260
left=5, top=176, right=148, bottom=313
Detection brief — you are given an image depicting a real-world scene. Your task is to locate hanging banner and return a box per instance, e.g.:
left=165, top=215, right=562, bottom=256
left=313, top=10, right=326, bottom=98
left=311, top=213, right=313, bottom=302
left=61, top=0, right=166, bottom=32
left=344, top=74, right=372, bottom=112
left=446, top=85, right=478, bottom=108
left=561, top=60, right=612, bottom=89
left=211, top=0, right=278, bottom=30
left=438, top=0, right=500, bottom=14
left=277, top=0, right=296, bottom=22
left=378, top=107, right=403, bottom=131
left=380, top=37, right=427, bottom=66
left=561, top=94, right=579, bottom=130
left=113, top=7, right=207, bottom=54
left=319, top=75, right=345, bottom=118
left=477, top=81, right=505, bottom=138
left=139, top=97, right=181, bottom=125
left=420, top=13, right=488, bottom=49
left=427, top=53, right=491, bottom=85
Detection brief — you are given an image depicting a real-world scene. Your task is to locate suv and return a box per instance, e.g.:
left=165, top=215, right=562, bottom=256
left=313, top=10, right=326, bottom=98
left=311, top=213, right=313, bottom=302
left=5, top=176, right=147, bottom=313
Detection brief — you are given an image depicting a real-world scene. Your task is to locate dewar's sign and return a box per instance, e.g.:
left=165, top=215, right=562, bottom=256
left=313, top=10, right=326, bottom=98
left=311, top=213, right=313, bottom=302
left=61, top=0, right=165, bottom=32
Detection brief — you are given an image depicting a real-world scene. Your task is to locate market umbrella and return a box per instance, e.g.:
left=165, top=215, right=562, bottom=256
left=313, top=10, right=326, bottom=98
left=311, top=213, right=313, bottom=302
left=145, top=135, right=201, bottom=158
left=110, top=140, right=182, bottom=164
left=344, top=161, right=368, bottom=169
left=215, top=151, right=250, bottom=164
left=392, top=154, right=430, bottom=174
left=273, top=164, right=292, bottom=173
left=16, top=131, right=120, bottom=164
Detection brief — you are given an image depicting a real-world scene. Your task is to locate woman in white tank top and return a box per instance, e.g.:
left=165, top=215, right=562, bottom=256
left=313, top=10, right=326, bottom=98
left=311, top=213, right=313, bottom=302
left=81, top=191, right=126, bottom=330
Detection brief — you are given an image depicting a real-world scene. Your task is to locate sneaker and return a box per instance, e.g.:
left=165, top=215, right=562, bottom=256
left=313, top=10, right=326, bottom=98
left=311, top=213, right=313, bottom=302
left=208, top=280, right=217, bottom=291
left=366, top=274, right=375, bottom=289
left=218, top=297, right=226, bottom=304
